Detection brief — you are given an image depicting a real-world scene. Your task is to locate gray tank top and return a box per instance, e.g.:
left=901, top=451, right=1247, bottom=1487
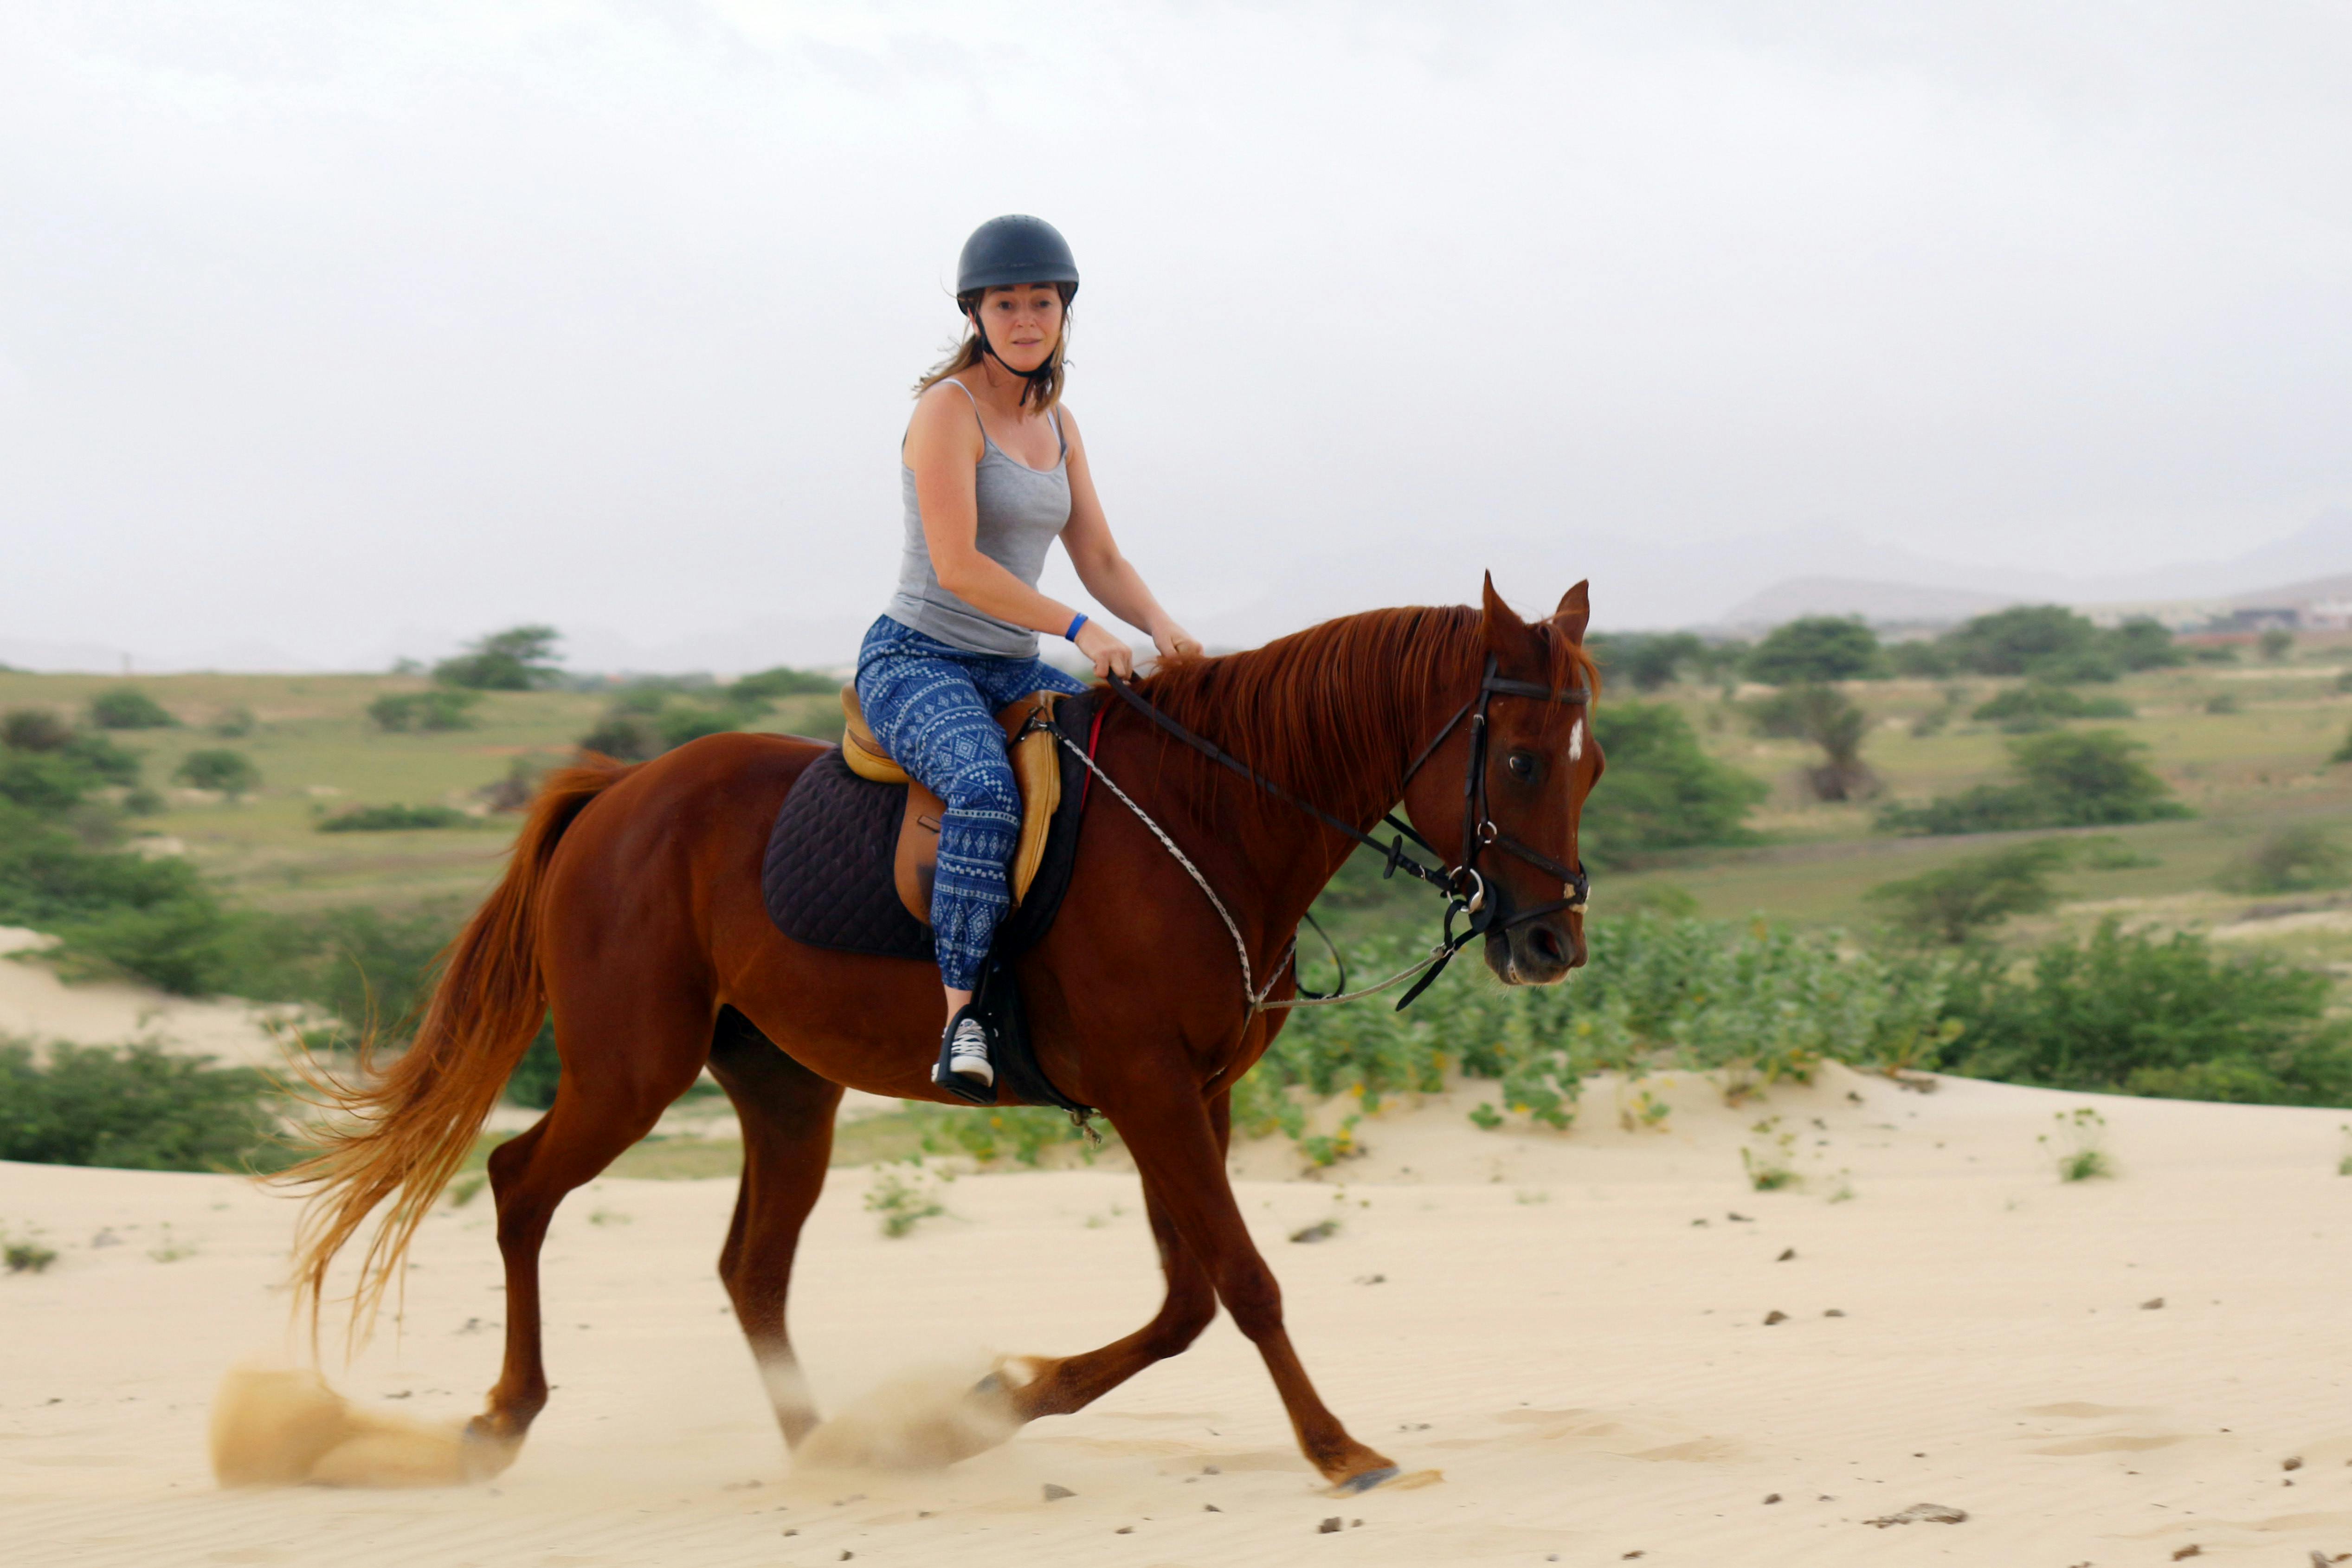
left=885, top=379, right=1071, bottom=658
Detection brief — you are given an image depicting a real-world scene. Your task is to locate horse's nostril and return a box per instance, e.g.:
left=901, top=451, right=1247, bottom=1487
left=1531, top=927, right=1563, bottom=966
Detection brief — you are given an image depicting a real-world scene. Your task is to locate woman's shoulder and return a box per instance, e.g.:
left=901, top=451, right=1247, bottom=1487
left=907, top=377, right=986, bottom=450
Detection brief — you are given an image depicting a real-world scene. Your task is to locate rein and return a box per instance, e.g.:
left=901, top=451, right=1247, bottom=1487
left=1044, top=659, right=1592, bottom=1015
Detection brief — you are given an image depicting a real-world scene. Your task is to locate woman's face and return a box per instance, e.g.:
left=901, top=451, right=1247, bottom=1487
left=973, top=284, right=1064, bottom=374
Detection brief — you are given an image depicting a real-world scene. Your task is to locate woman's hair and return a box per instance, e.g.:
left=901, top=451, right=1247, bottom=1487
left=913, top=282, right=1076, bottom=412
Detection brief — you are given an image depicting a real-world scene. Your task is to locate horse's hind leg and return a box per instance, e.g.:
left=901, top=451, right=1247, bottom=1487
left=705, top=1007, right=842, bottom=1449
left=466, top=981, right=711, bottom=1459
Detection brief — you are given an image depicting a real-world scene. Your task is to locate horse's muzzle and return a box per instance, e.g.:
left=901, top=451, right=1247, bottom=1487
left=1484, top=914, right=1581, bottom=986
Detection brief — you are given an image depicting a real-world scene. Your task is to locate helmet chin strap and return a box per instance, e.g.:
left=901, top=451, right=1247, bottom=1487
left=970, top=314, right=1057, bottom=403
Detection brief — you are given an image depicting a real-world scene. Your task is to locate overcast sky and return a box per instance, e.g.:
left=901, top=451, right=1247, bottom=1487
left=4, top=1, right=2349, bottom=668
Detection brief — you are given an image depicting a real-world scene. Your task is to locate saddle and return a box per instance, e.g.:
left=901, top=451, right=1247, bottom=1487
left=837, top=684, right=1063, bottom=926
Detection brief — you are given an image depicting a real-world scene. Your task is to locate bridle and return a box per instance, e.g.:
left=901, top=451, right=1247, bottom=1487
left=1089, top=654, right=1592, bottom=1011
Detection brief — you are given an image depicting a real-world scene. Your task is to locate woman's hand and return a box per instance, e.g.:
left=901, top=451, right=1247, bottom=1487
left=1150, top=623, right=1204, bottom=665
left=1076, top=619, right=1134, bottom=679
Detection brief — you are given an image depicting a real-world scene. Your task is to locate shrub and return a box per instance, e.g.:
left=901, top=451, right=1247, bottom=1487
left=210, top=704, right=257, bottom=737
left=1879, top=730, right=2188, bottom=835
left=505, top=1019, right=561, bottom=1108
left=1971, top=684, right=2134, bottom=731
left=657, top=706, right=737, bottom=749
left=1940, top=919, right=2352, bottom=1105
left=479, top=757, right=543, bottom=813
left=1745, top=618, right=1882, bottom=685
left=87, top=687, right=177, bottom=730
left=2218, top=826, right=2352, bottom=895
left=2332, top=723, right=2352, bottom=765
left=317, top=803, right=479, bottom=832
left=1580, top=702, right=1768, bottom=865
left=2110, top=619, right=2186, bottom=671
left=579, top=715, right=661, bottom=762
left=173, top=749, right=261, bottom=798
left=433, top=625, right=563, bottom=691
left=1864, top=840, right=2074, bottom=944
left=2188, top=644, right=2240, bottom=665
left=0, top=1039, right=294, bottom=1173
left=3, top=709, right=75, bottom=752
left=2259, top=627, right=2294, bottom=662
left=368, top=689, right=482, bottom=732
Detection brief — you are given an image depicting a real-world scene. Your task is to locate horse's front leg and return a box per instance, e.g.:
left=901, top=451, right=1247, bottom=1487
left=1111, top=1080, right=1398, bottom=1490
left=994, top=1095, right=1228, bottom=1422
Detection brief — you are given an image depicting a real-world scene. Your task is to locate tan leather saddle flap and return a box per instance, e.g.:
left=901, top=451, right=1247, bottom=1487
left=836, top=684, right=1062, bottom=928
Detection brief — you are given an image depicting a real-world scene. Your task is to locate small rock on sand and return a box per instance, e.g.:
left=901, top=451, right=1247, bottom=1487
left=2171, top=1547, right=2200, bottom=1561
left=1290, top=1220, right=1340, bottom=1244
left=1318, top=1516, right=1342, bottom=1533
left=1865, top=1503, right=1967, bottom=1528
left=1763, top=1310, right=1788, bottom=1325
left=2283, top=1455, right=2303, bottom=1471
left=2141, top=1297, right=2165, bottom=1310
left=1043, top=1483, right=1076, bottom=1501
left=1776, top=1248, right=1795, bottom=1261
left=1763, top=1493, right=1781, bottom=1504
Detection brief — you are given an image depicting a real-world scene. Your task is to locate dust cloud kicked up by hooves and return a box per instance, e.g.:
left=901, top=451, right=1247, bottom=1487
left=793, top=1359, right=1028, bottom=1471
left=209, top=1365, right=515, bottom=1489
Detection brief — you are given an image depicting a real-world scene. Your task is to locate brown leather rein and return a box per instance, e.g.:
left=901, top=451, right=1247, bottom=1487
left=1096, top=657, right=1592, bottom=1010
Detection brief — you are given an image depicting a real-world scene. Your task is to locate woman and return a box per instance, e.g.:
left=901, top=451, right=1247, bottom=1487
left=857, top=214, right=1200, bottom=1099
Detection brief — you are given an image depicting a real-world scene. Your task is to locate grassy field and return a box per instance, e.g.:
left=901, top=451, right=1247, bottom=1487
left=9, top=645, right=2352, bottom=970
left=0, top=671, right=843, bottom=912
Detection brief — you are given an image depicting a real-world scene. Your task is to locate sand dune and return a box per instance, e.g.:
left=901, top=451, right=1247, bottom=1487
left=6, top=1062, right=2352, bottom=1566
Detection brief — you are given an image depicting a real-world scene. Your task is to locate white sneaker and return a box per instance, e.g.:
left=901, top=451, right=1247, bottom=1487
left=944, top=1016, right=994, bottom=1089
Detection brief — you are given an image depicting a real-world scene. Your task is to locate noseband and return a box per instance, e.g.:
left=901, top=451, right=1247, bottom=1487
left=1098, top=654, right=1592, bottom=1010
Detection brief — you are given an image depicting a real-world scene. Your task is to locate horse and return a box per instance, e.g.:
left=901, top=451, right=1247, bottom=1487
left=280, top=575, right=1603, bottom=1493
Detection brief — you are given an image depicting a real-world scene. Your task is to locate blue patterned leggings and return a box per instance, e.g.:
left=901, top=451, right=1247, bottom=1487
left=854, top=616, right=1087, bottom=989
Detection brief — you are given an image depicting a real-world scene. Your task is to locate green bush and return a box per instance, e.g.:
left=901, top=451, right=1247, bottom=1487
left=1943, top=606, right=2117, bottom=682
left=2218, top=826, right=2352, bottom=895
left=433, top=625, right=563, bottom=691
left=1864, top=840, right=2073, bottom=944
left=1888, top=640, right=1956, bottom=678
left=317, top=803, right=480, bottom=832
left=579, top=714, right=661, bottom=761
left=1580, top=702, right=1768, bottom=865
left=368, top=689, right=482, bottom=732
left=87, top=687, right=177, bottom=730
left=1941, top=920, right=2352, bottom=1105
left=1589, top=632, right=1706, bottom=693
left=173, top=749, right=261, bottom=797
left=1880, top=730, right=2189, bottom=835
left=1971, top=684, right=2134, bottom=731
left=1743, top=684, right=1875, bottom=801
left=505, top=1019, right=561, bottom=1108
left=3, top=709, right=75, bottom=752
left=0, top=1039, right=294, bottom=1172
left=2259, top=627, right=2294, bottom=662
left=210, top=704, right=257, bottom=738
left=1745, top=618, right=1882, bottom=685
left=657, top=706, right=738, bottom=749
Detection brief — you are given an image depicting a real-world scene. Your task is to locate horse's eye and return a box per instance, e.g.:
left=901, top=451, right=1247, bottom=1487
left=1506, top=751, right=1537, bottom=781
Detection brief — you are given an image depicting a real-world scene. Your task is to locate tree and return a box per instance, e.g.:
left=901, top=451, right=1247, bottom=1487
left=1787, top=686, right=1877, bottom=801
left=1744, top=617, right=1882, bottom=685
left=2258, top=626, right=2294, bottom=662
left=2218, top=826, right=2350, bottom=895
left=433, top=625, right=563, bottom=691
left=2110, top=618, right=2185, bottom=671
left=1970, top=683, right=2134, bottom=732
left=1888, top=639, right=1956, bottom=678
left=2010, top=729, right=2187, bottom=826
left=1865, top=840, right=2074, bottom=944
left=1591, top=632, right=1706, bottom=693
left=1580, top=702, right=1769, bottom=865
left=729, top=665, right=836, bottom=702
left=1945, top=606, right=2114, bottom=682
left=87, top=687, right=177, bottom=729
left=173, top=749, right=261, bottom=799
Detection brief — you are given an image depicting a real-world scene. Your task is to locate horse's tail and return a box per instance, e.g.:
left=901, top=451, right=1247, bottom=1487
left=278, top=755, right=637, bottom=1346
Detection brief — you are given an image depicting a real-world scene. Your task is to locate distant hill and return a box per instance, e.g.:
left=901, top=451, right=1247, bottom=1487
left=1713, top=577, right=2019, bottom=631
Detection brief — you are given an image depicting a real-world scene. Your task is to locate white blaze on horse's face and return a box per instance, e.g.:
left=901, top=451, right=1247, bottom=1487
left=1566, top=717, right=1584, bottom=764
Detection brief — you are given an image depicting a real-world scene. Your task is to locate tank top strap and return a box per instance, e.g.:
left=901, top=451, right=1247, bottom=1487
left=1050, top=407, right=1065, bottom=460
left=936, top=377, right=996, bottom=452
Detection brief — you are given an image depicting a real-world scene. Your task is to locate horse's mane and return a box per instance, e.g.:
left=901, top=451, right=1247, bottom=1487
left=1129, top=602, right=1597, bottom=832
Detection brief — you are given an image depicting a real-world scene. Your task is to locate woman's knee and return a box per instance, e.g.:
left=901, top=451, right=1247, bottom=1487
left=942, top=759, right=1019, bottom=817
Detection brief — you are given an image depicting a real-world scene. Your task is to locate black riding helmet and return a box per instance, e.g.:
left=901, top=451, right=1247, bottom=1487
left=956, top=215, right=1078, bottom=401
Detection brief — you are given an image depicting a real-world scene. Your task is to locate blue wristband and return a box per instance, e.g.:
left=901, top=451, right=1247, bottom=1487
left=1064, top=613, right=1089, bottom=643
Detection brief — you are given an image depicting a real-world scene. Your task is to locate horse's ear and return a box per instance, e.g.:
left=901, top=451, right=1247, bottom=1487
left=1548, top=580, right=1591, bottom=643
left=1480, top=572, right=1535, bottom=654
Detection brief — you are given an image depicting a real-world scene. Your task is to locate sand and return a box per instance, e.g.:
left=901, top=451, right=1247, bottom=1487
left=5, top=1060, right=2352, bottom=1567
left=0, top=927, right=296, bottom=1070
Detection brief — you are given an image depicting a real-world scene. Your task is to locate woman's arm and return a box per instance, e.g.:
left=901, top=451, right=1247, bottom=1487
left=1057, top=408, right=1202, bottom=665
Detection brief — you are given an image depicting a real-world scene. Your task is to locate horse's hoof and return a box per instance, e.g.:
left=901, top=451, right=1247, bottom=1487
left=1329, top=1465, right=1400, bottom=1495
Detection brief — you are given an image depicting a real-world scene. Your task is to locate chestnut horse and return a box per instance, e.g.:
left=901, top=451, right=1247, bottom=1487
left=284, top=576, right=1601, bottom=1492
